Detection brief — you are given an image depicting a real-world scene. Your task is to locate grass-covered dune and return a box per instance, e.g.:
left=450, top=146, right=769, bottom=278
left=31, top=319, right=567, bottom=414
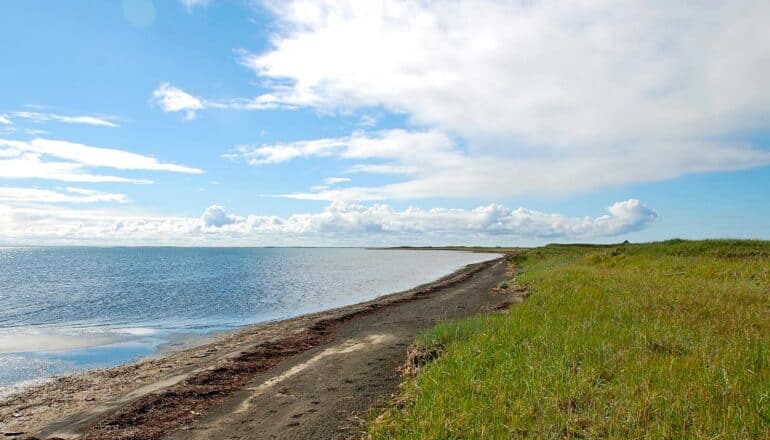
left=369, top=240, right=770, bottom=438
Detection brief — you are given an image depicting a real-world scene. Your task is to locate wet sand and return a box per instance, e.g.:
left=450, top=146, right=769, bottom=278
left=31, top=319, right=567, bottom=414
left=1, top=256, right=515, bottom=439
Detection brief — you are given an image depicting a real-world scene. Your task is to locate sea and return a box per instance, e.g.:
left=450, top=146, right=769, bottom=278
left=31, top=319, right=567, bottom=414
left=0, top=247, right=498, bottom=397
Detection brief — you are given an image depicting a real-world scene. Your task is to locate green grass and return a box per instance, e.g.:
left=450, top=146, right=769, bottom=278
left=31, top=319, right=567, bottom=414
left=387, top=245, right=527, bottom=254
left=368, top=240, right=770, bottom=438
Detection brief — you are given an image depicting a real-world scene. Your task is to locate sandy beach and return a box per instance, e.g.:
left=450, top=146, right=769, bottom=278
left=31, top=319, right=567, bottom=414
left=1, top=255, right=513, bottom=439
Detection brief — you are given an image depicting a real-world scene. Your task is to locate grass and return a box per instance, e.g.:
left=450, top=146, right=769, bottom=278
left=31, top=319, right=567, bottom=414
left=367, top=240, right=770, bottom=438
left=387, top=245, right=527, bottom=254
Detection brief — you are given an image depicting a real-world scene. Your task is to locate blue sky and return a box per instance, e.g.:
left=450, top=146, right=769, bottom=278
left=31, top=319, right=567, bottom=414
left=0, top=0, right=768, bottom=246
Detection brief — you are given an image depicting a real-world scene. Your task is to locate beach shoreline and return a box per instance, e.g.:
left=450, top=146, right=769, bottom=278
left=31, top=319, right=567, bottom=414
left=0, top=248, right=498, bottom=396
left=1, top=253, right=505, bottom=438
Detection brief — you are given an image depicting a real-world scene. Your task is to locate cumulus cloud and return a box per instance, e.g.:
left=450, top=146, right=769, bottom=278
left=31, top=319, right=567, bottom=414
left=246, top=1, right=770, bottom=144
left=0, top=138, right=202, bottom=183
left=0, top=115, right=12, bottom=125
left=269, top=199, right=659, bottom=238
left=197, top=1, right=770, bottom=198
left=201, top=205, right=237, bottom=227
left=12, top=111, right=119, bottom=127
left=0, top=199, right=657, bottom=245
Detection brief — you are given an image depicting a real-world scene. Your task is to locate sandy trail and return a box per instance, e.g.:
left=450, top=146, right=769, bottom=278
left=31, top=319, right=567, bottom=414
left=2, top=256, right=510, bottom=440
left=163, top=258, right=510, bottom=440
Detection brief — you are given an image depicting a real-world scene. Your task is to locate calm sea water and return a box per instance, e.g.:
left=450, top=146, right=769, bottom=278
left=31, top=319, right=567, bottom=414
left=0, top=247, right=498, bottom=396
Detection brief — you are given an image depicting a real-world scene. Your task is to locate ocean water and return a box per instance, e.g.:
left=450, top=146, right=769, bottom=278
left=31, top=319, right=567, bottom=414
left=0, top=247, right=498, bottom=396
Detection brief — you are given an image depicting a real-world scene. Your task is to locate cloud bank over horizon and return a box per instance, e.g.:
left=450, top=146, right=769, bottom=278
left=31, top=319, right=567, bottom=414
left=0, top=199, right=657, bottom=246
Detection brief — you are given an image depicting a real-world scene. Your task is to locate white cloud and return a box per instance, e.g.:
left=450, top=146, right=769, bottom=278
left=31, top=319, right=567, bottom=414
left=0, top=115, right=14, bottom=135
left=0, top=138, right=201, bottom=174
left=12, top=111, right=119, bottom=127
left=223, top=137, right=343, bottom=164
left=322, top=177, right=350, bottom=185
left=201, top=205, right=237, bottom=227
left=228, top=130, right=770, bottom=200
left=0, top=199, right=657, bottom=245
left=211, top=0, right=770, bottom=199
left=246, top=0, right=770, bottom=145
left=0, top=153, right=151, bottom=184
left=0, top=187, right=128, bottom=204
left=225, top=129, right=454, bottom=166
left=0, top=137, right=202, bottom=183
left=52, top=115, right=118, bottom=127
left=151, top=83, right=204, bottom=120
left=151, top=82, right=285, bottom=120
left=269, top=199, right=658, bottom=238
left=19, top=138, right=203, bottom=173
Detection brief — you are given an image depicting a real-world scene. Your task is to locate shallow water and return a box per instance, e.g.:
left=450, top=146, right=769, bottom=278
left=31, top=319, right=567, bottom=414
left=0, top=247, right=498, bottom=395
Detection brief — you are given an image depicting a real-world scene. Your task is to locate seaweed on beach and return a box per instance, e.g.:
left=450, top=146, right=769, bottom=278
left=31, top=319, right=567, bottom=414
left=82, top=259, right=499, bottom=440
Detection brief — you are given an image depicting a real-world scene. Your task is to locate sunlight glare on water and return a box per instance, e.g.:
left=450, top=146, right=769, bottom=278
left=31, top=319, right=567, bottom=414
left=0, top=247, right=498, bottom=394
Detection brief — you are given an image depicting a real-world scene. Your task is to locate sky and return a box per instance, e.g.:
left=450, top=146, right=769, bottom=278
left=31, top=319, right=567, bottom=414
left=0, top=0, right=769, bottom=246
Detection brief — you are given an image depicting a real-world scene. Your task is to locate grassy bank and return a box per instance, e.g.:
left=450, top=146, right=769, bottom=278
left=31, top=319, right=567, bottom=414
left=368, top=240, right=770, bottom=438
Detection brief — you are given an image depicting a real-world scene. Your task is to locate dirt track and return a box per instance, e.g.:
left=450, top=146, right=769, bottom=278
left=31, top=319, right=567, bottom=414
left=163, top=258, right=509, bottom=440
left=16, top=256, right=510, bottom=440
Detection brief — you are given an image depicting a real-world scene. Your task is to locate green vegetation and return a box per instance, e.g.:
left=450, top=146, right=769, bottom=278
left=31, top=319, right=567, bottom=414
left=387, top=245, right=527, bottom=254
left=368, top=240, right=770, bottom=438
